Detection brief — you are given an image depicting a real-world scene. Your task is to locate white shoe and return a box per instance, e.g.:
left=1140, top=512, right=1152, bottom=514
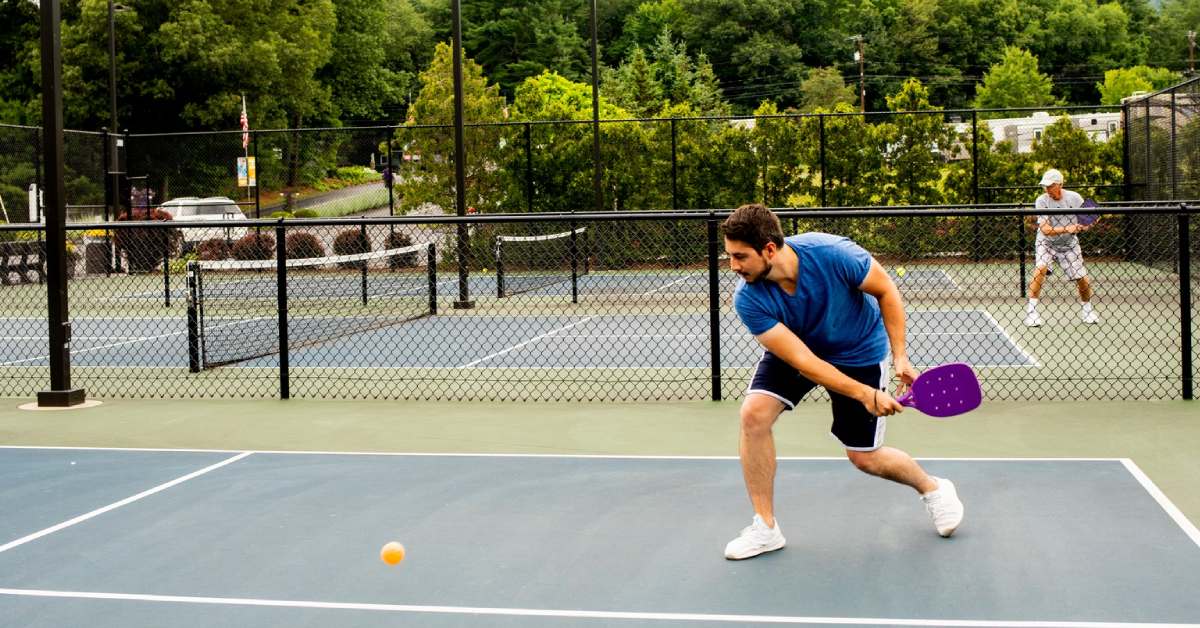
left=1024, top=311, right=1043, bottom=327
left=921, top=477, right=964, bottom=538
left=724, top=514, right=786, bottom=560
left=1081, top=309, right=1099, bottom=324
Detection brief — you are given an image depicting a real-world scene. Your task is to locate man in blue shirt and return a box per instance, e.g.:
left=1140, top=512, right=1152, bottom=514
left=722, top=203, right=964, bottom=560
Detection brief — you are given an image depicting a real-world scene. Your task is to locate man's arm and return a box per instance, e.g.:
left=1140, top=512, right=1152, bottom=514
left=859, top=259, right=917, bottom=389
left=755, top=324, right=903, bottom=416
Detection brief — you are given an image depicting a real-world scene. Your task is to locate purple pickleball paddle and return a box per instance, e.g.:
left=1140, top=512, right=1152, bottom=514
left=895, top=362, right=982, bottom=418
left=1077, top=198, right=1100, bottom=226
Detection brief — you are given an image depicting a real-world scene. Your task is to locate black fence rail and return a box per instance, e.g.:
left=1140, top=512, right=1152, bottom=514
left=1, top=205, right=1194, bottom=402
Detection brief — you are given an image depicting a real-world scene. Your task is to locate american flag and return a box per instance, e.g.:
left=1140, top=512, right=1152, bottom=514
left=240, top=96, right=249, bottom=149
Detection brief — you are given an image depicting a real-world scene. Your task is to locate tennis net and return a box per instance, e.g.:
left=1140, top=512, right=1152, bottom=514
left=495, top=227, right=588, bottom=299
left=187, top=240, right=437, bottom=370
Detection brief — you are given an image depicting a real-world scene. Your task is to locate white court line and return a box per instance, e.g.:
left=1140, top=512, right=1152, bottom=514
left=0, top=588, right=1194, bottom=627
left=979, top=310, right=1041, bottom=368
left=1, top=336, right=147, bottom=341
left=0, top=452, right=252, bottom=555
left=458, top=276, right=696, bottom=368
left=0, top=318, right=252, bottom=367
left=1121, top=458, right=1200, bottom=549
left=0, top=446, right=1134, bottom=462
left=456, top=317, right=598, bottom=367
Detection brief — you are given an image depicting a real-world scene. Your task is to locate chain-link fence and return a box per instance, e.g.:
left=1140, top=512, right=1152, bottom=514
left=3, top=102, right=1127, bottom=229
left=1, top=206, right=1193, bottom=401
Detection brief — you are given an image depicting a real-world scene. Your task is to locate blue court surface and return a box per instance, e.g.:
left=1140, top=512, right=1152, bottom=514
left=0, top=448, right=1197, bottom=627
left=0, top=309, right=1035, bottom=370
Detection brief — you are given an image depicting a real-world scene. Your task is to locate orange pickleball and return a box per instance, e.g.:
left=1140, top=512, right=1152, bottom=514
left=380, top=541, right=406, bottom=565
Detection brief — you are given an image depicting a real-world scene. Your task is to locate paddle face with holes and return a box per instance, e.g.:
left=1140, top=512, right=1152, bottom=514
left=896, top=362, right=982, bottom=418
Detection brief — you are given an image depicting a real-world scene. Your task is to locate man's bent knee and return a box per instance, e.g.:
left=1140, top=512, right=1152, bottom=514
left=740, top=394, right=784, bottom=435
left=846, top=448, right=883, bottom=475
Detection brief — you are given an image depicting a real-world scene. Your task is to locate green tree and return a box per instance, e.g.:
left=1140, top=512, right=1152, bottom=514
left=879, top=78, right=952, bottom=206
left=972, top=47, right=1060, bottom=115
left=319, top=0, right=434, bottom=123
left=602, top=46, right=662, bottom=118
left=1031, top=116, right=1103, bottom=190
left=795, top=102, right=882, bottom=207
left=455, top=0, right=591, bottom=96
left=798, top=67, right=856, bottom=113
left=1097, top=66, right=1182, bottom=105
left=610, top=0, right=688, bottom=63
left=0, top=0, right=41, bottom=124
left=1024, top=0, right=1139, bottom=103
left=1147, top=0, right=1200, bottom=73
left=398, top=42, right=507, bottom=214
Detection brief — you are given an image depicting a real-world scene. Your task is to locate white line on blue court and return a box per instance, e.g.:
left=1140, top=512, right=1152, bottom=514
left=980, top=310, right=1040, bottom=367
left=0, top=587, right=1194, bottom=627
left=1121, top=458, right=1200, bottom=549
left=0, top=451, right=253, bottom=555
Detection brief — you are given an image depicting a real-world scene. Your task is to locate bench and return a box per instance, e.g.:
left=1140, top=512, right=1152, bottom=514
left=0, top=241, right=46, bottom=285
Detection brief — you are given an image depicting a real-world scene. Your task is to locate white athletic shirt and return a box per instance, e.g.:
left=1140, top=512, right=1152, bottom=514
left=1035, top=189, right=1084, bottom=251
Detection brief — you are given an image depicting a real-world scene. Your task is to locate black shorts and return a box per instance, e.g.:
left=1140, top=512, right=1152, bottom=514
left=747, top=351, right=889, bottom=451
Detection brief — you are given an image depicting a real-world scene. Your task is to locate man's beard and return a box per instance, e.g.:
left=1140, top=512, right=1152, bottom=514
left=742, top=259, right=772, bottom=283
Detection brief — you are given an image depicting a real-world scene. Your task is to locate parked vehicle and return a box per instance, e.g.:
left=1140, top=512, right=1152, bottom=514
left=158, top=197, right=249, bottom=250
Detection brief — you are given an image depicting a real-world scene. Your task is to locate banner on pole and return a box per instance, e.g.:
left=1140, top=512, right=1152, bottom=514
left=237, top=157, right=257, bottom=187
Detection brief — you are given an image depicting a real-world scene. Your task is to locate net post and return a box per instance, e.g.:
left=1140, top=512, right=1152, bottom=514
left=1180, top=205, right=1193, bottom=400
left=1018, top=207, right=1028, bottom=297
left=163, top=234, right=171, bottom=307
left=276, top=222, right=289, bottom=400
left=360, top=222, right=368, bottom=306
left=428, top=242, right=438, bottom=315
left=495, top=236, right=505, bottom=298
left=707, top=213, right=722, bottom=401
left=186, top=260, right=200, bottom=373
left=570, top=214, right=579, bottom=304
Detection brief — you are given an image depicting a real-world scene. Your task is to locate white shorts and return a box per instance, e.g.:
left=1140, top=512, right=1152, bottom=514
left=1035, top=238, right=1087, bottom=281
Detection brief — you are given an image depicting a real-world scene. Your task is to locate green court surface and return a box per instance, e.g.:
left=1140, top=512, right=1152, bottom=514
left=2, top=397, right=1197, bottom=523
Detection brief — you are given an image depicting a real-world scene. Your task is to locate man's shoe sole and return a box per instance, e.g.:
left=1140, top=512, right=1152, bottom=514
left=724, top=539, right=786, bottom=560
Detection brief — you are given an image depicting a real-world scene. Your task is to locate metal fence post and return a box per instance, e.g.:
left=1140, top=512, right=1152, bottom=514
left=819, top=114, right=827, bottom=207
left=525, top=122, right=533, bottom=213
left=253, top=131, right=261, bottom=218
left=276, top=222, right=289, bottom=399
left=671, top=118, right=678, bottom=210
left=708, top=213, right=722, bottom=401
left=1180, top=206, right=1193, bottom=400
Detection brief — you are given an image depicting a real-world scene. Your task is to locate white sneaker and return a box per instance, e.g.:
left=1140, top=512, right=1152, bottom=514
left=724, top=514, right=786, bottom=560
left=1024, top=311, right=1043, bottom=327
left=1081, top=308, right=1099, bottom=324
left=921, top=477, right=964, bottom=538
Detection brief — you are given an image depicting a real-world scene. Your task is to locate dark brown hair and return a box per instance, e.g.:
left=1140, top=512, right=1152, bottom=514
left=721, top=203, right=784, bottom=251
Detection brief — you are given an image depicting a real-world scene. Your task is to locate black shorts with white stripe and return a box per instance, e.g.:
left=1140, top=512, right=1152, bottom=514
left=747, top=351, right=889, bottom=451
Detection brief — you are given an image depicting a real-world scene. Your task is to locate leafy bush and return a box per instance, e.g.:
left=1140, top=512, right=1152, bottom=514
left=293, top=209, right=319, bottom=219
left=270, top=210, right=294, bottom=219
left=113, top=209, right=181, bottom=273
left=232, top=232, right=276, bottom=261
left=384, top=231, right=419, bottom=268
left=332, top=228, right=371, bottom=268
left=196, top=238, right=231, bottom=261
left=286, top=232, right=325, bottom=259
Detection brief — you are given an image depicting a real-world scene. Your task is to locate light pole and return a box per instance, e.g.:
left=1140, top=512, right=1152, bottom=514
left=106, top=1, right=127, bottom=222
left=848, top=35, right=866, bottom=112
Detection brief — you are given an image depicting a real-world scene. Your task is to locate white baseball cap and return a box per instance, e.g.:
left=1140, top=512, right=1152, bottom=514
left=1039, top=169, right=1064, bottom=187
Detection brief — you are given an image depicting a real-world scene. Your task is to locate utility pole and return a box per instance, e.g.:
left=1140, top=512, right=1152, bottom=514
left=1189, top=31, right=1196, bottom=76
left=849, top=35, right=865, bottom=112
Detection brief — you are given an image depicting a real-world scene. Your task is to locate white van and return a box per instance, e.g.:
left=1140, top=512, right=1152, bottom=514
left=158, top=197, right=249, bottom=250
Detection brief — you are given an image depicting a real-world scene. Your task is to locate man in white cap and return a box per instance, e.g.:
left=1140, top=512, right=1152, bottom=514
left=1025, top=168, right=1098, bottom=326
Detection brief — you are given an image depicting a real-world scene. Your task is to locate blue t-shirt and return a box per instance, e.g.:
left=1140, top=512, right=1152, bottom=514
left=733, top=233, right=888, bottom=366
